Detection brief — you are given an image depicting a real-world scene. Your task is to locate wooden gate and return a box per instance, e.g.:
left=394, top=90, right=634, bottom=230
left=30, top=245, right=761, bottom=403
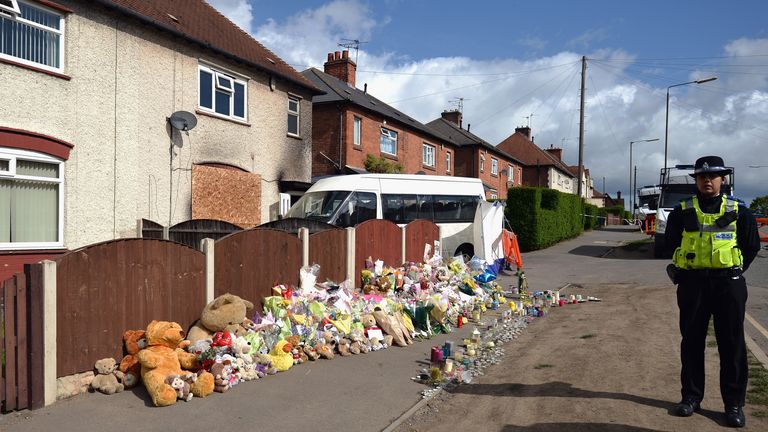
left=1, top=268, right=44, bottom=413
left=354, top=219, right=402, bottom=285
left=404, top=219, right=439, bottom=263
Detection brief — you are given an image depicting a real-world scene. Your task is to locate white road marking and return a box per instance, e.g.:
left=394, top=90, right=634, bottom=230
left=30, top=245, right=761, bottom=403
left=746, top=312, right=768, bottom=341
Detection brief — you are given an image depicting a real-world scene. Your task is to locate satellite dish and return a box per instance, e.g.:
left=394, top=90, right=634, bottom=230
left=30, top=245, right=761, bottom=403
left=168, top=111, right=197, bottom=132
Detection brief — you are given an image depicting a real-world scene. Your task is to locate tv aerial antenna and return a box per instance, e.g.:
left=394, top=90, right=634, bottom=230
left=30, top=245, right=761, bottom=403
left=338, top=38, right=368, bottom=64
left=449, top=97, right=469, bottom=113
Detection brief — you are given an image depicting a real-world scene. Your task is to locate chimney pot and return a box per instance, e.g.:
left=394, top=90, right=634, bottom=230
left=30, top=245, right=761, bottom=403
left=334, top=51, right=341, bottom=60
left=327, top=53, right=334, bottom=62
left=323, top=49, right=357, bottom=87
left=342, top=50, right=349, bottom=59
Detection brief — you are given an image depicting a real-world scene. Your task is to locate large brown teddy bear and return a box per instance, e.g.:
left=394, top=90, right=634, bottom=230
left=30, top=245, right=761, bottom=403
left=119, top=329, right=147, bottom=388
left=138, top=320, right=214, bottom=407
left=186, top=294, right=254, bottom=345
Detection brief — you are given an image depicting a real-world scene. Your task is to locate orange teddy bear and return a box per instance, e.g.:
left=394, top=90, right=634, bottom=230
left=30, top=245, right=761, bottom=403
left=119, top=329, right=147, bottom=389
left=138, top=320, right=214, bottom=406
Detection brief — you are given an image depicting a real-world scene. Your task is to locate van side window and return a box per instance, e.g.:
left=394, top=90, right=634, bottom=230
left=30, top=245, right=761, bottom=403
left=382, top=194, right=477, bottom=224
left=335, top=192, right=377, bottom=227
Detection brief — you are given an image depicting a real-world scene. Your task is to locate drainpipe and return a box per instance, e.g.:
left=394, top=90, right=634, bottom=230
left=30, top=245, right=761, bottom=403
left=338, top=104, right=343, bottom=174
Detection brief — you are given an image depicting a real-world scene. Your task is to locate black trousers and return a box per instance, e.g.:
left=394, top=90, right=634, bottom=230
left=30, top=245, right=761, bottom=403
left=677, top=275, right=748, bottom=407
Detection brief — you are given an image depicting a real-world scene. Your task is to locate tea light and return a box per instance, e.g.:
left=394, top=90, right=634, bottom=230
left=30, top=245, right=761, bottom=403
left=444, top=359, right=454, bottom=373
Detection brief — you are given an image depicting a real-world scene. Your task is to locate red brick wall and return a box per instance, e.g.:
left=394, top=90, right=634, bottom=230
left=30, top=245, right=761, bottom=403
left=0, top=250, right=67, bottom=282
left=455, top=147, right=521, bottom=200
left=340, top=107, right=454, bottom=176
left=311, top=105, right=343, bottom=177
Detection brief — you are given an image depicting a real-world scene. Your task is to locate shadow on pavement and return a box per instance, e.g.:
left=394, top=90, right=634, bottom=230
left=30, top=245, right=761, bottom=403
left=568, top=245, right=612, bottom=258
left=500, top=423, right=663, bottom=432
left=449, top=381, right=726, bottom=425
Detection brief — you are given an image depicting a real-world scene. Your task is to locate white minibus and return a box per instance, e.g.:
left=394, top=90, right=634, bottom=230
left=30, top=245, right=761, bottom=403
left=285, top=174, right=502, bottom=261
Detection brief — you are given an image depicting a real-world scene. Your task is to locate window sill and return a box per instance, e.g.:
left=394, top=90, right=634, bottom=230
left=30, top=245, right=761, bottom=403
left=352, top=144, right=362, bottom=151
left=0, top=57, right=70, bottom=80
left=287, top=133, right=302, bottom=140
left=382, top=153, right=398, bottom=161
left=491, top=173, right=499, bottom=178
left=196, top=109, right=251, bottom=126
left=0, top=247, right=67, bottom=254
left=422, top=164, right=436, bottom=172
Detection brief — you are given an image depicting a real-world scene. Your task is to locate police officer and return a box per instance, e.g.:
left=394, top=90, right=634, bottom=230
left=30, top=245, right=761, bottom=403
left=665, top=156, right=761, bottom=428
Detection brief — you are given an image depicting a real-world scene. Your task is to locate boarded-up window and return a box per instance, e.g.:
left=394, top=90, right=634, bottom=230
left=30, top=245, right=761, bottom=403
left=192, top=164, right=261, bottom=227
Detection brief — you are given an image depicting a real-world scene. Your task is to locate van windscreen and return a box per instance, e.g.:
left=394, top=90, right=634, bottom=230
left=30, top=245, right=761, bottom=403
left=285, top=191, right=351, bottom=221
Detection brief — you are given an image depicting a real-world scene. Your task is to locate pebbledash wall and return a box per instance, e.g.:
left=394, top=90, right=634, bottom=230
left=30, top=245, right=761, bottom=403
left=0, top=0, right=313, bottom=256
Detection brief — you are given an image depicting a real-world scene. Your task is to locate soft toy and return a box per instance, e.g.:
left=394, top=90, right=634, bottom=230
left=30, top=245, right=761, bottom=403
left=254, top=353, right=278, bottom=377
left=337, top=338, right=352, bottom=356
left=165, top=374, right=193, bottom=402
left=187, top=294, right=254, bottom=345
left=239, top=361, right=259, bottom=381
left=210, top=362, right=231, bottom=393
left=303, top=344, right=320, bottom=361
left=138, top=320, right=214, bottom=407
left=231, top=335, right=253, bottom=363
left=90, top=358, right=124, bottom=395
left=119, top=329, right=147, bottom=388
left=269, top=340, right=295, bottom=372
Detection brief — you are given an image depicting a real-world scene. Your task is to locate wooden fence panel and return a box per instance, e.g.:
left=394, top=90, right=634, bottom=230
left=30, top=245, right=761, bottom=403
left=140, top=218, right=164, bottom=239
left=355, top=220, right=402, bottom=287
left=215, top=229, right=302, bottom=307
left=169, top=219, right=242, bottom=249
left=56, top=239, right=206, bottom=377
left=309, top=229, right=347, bottom=283
left=405, top=220, right=440, bottom=263
left=2, top=277, right=17, bottom=412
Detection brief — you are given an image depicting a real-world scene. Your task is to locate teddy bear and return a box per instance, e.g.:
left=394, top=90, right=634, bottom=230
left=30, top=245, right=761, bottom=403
left=187, top=293, right=255, bottom=345
left=164, top=374, right=193, bottom=402
left=254, top=353, right=278, bottom=377
left=303, top=343, right=319, bottom=361
left=231, top=335, right=254, bottom=364
left=118, top=329, right=146, bottom=389
left=336, top=338, right=352, bottom=356
left=348, top=328, right=369, bottom=355
left=90, top=358, right=125, bottom=395
left=239, top=361, right=259, bottom=381
left=138, top=320, right=215, bottom=407
left=210, top=361, right=231, bottom=393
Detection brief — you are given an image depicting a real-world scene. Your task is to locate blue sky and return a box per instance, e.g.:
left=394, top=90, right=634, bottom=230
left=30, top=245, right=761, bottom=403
left=210, top=0, right=768, bottom=205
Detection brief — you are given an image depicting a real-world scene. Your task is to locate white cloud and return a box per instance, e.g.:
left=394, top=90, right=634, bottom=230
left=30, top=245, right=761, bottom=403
left=207, top=0, right=253, bottom=32
left=209, top=0, right=768, bottom=205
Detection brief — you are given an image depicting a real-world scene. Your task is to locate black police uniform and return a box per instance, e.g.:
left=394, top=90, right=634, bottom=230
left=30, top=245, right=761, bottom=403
left=665, top=193, right=761, bottom=408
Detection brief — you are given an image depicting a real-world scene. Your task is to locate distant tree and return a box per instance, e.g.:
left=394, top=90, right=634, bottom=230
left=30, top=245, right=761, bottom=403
left=364, top=154, right=403, bottom=173
left=750, top=195, right=768, bottom=216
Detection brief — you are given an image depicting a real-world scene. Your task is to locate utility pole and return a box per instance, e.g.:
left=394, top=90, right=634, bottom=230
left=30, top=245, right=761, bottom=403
left=577, top=56, right=586, bottom=199
left=633, top=166, right=637, bottom=216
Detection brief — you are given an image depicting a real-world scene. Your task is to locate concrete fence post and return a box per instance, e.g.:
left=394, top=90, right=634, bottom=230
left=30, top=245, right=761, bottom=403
left=346, top=227, right=355, bottom=283
left=401, top=226, right=407, bottom=265
left=200, top=238, right=215, bottom=303
left=136, top=218, right=143, bottom=237
left=298, top=227, right=310, bottom=268
left=162, top=226, right=170, bottom=240
left=438, top=225, right=444, bottom=258
left=40, top=260, right=57, bottom=407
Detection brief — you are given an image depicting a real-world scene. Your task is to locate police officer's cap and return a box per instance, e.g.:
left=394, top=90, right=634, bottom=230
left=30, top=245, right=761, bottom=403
left=689, top=155, right=732, bottom=178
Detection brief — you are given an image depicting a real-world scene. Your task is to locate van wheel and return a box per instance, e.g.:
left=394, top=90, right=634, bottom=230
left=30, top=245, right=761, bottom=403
left=455, top=244, right=474, bottom=263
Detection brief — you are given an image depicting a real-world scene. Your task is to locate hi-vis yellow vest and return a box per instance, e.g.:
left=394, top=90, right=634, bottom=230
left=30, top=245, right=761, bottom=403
left=673, top=196, right=743, bottom=270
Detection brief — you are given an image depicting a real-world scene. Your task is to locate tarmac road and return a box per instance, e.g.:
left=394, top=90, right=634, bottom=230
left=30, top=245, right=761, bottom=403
left=1, top=227, right=766, bottom=432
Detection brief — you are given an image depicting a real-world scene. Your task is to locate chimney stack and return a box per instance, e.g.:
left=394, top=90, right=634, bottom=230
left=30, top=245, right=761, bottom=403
left=545, top=145, right=563, bottom=161
left=515, top=126, right=531, bottom=139
left=324, top=49, right=357, bottom=87
left=441, top=110, right=462, bottom=128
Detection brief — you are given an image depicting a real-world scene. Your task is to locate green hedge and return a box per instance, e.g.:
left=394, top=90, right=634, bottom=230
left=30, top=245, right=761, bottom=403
left=506, top=187, right=584, bottom=251
left=584, top=203, right=599, bottom=230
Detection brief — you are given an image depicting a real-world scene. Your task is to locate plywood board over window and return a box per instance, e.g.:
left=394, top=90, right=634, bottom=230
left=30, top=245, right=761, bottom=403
left=192, top=164, right=261, bottom=227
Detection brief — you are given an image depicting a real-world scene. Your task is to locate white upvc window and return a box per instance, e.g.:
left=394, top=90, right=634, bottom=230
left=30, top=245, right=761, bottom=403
left=198, top=63, right=248, bottom=121
left=0, top=0, right=64, bottom=72
left=0, top=147, right=64, bottom=249
left=507, top=164, right=514, bottom=183
left=380, top=127, right=397, bottom=155
left=287, top=94, right=300, bottom=136
left=446, top=152, right=451, bottom=173
left=353, top=116, right=361, bottom=146
left=480, top=155, right=485, bottom=172
left=422, top=143, right=435, bottom=167
left=491, top=158, right=498, bottom=175
left=490, top=189, right=498, bottom=200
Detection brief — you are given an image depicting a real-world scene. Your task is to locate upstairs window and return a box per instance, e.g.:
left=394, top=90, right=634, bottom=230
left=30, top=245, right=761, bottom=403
left=422, top=143, right=435, bottom=167
left=287, top=95, right=300, bottom=136
left=446, top=152, right=451, bottom=173
left=0, top=0, right=64, bottom=72
left=507, top=164, right=514, bottom=183
left=353, top=117, right=361, bottom=146
left=380, top=127, right=397, bottom=155
left=0, top=147, right=63, bottom=248
left=491, top=158, right=498, bottom=175
left=198, top=64, right=247, bottom=121
left=480, top=155, right=485, bottom=172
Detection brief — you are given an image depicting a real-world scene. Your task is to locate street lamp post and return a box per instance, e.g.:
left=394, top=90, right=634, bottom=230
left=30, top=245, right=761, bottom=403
left=629, top=138, right=659, bottom=218
left=663, top=77, right=717, bottom=173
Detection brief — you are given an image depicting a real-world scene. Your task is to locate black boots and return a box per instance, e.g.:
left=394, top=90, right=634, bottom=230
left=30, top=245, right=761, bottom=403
left=724, top=406, right=745, bottom=428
